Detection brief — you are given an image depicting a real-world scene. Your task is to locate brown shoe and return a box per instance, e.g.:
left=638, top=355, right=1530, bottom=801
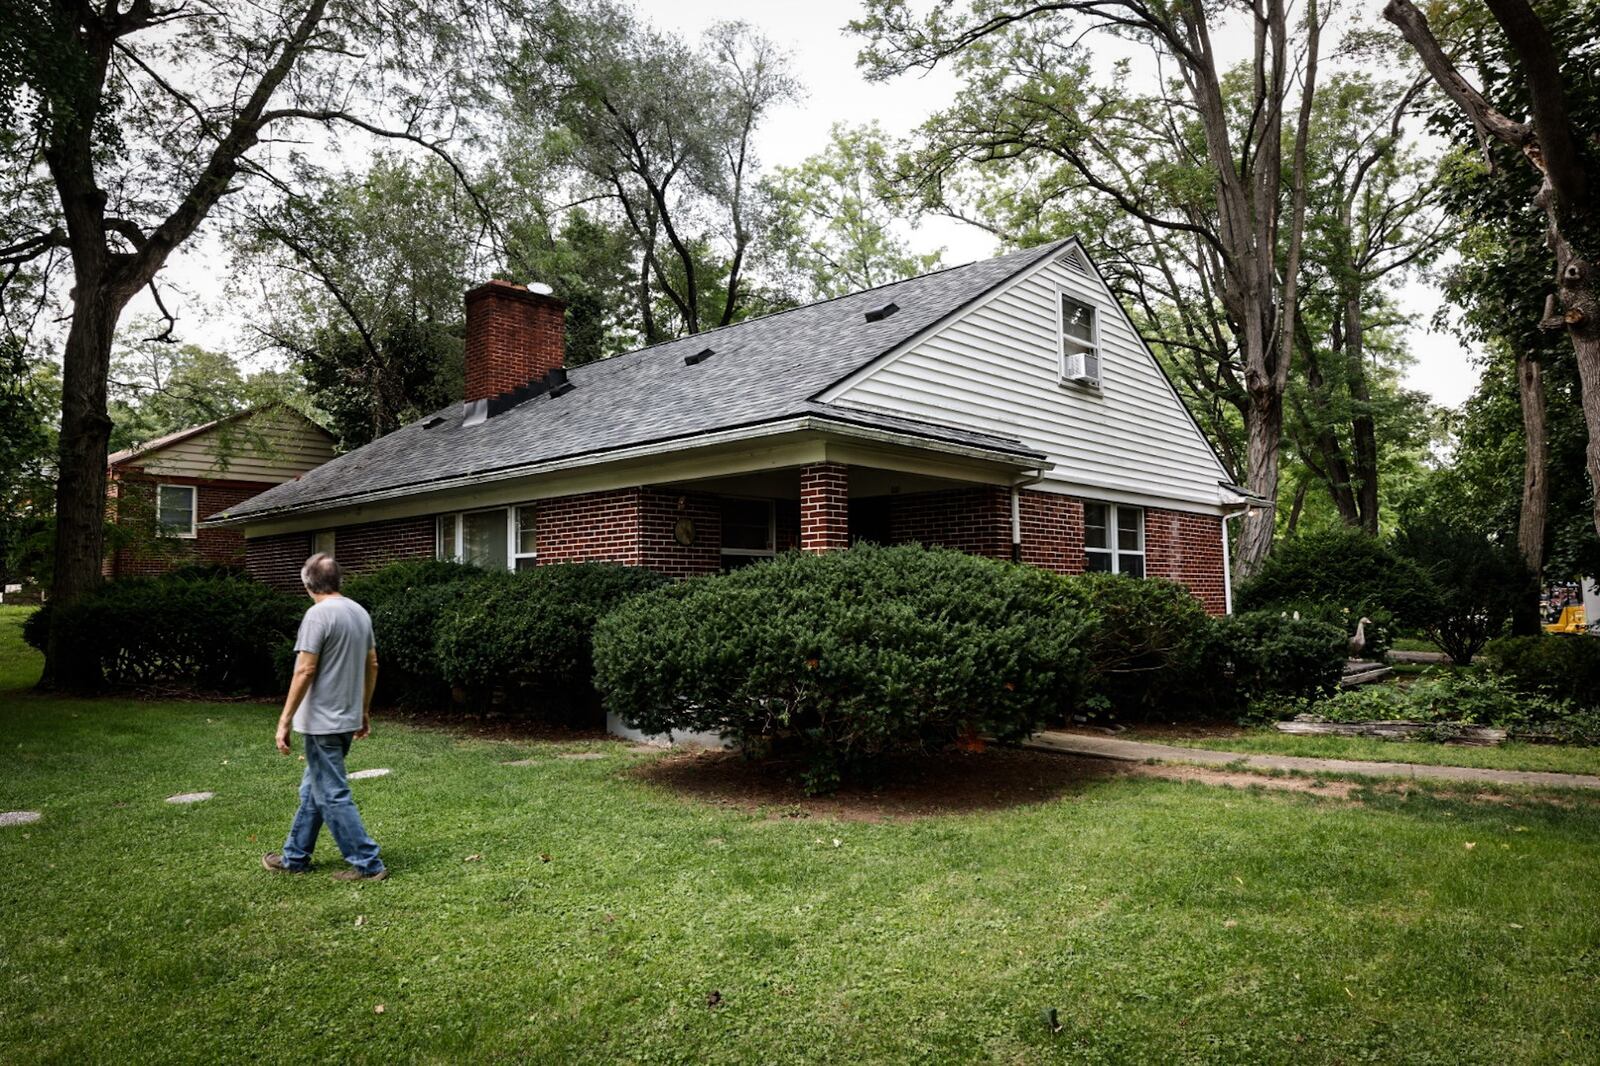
left=331, top=866, right=389, bottom=882
left=262, top=852, right=307, bottom=873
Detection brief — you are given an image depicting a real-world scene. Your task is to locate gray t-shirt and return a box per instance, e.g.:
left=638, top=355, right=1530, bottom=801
left=292, top=596, right=375, bottom=735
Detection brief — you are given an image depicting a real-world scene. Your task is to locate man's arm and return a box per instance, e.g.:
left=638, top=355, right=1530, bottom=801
left=356, top=648, right=379, bottom=740
left=276, top=652, right=320, bottom=754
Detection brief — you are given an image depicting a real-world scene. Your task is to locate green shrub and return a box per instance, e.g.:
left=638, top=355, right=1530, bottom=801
left=344, top=559, right=485, bottom=615
left=433, top=563, right=667, bottom=717
left=1208, top=611, right=1347, bottom=710
left=26, top=572, right=303, bottom=692
left=1235, top=528, right=1437, bottom=630
left=594, top=545, right=1094, bottom=792
left=1483, top=635, right=1600, bottom=710
left=1267, top=601, right=1397, bottom=662
left=1394, top=519, right=1530, bottom=664
left=367, top=579, right=486, bottom=706
left=1282, top=669, right=1598, bottom=744
left=1064, top=573, right=1212, bottom=720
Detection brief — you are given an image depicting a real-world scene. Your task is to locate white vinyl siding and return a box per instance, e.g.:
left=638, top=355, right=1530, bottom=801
left=156, top=484, right=197, bottom=537
left=824, top=246, right=1230, bottom=509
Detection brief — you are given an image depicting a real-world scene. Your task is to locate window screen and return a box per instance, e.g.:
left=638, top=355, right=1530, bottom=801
left=156, top=485, right=196, bottom=536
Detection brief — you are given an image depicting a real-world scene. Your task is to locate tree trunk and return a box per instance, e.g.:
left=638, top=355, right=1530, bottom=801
left=44, top=287, right=124, bottom=687
left=1234, top=393, right=1283, bottom=580
left=1344, top=290, right=1380, bottom=535
left=1512, top=347, right=1549, bottom=636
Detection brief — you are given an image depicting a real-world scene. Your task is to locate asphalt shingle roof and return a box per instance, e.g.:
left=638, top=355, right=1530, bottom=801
left=215, top=240, right=1068, bottom=522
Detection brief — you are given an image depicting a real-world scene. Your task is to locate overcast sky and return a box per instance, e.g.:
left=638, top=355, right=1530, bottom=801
left=141, top=0, right=1480, bottom=409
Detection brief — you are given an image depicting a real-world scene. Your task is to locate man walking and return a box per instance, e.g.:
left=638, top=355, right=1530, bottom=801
left=262, top=553, right=388, bottom=881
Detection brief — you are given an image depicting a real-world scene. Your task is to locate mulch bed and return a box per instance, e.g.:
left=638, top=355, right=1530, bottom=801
left=628, top=746, right=1129, bottom=821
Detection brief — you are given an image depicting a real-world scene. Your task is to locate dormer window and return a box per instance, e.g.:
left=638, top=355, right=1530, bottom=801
left=1059, top=295, right=1100, bottom=387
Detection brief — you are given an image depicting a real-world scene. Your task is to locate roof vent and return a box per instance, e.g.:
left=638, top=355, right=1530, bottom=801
left=422, top=415, right=446, bottom=430
left=547, top=367, right=574, bottom=397
left=684, top=347, right=715, bottom=366
left=863, top=302, right=899, bottom=323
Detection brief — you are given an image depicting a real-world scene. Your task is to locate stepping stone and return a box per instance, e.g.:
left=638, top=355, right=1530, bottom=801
left=349, top=768, right=391, bottom=780
left=559, top=752, right=608, bottom=761
left=0, top=811, right=41, bottom=827
left=165, top=792, right=214, bottom=805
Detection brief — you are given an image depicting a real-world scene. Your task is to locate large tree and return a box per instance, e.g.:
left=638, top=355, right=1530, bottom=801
left=0, top=0, right=511, bottom=683
left=1386, top=0, right=1600, bottom=548
left=515, top=3, right=800, bottom=342
left=855, top=0, right=1326, bottom=577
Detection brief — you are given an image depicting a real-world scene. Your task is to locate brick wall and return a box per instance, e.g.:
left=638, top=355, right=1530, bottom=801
left=1017, top=490, right=1086, bottom=574
left=245, top=517, right=432, bottom=592
left=1144, top=506, right=1227, bottom=615
left=246, top=531, right=314, bottom=592
left=799, top=462, right=850, bottom=552
left=106, top=474, right=277, bottom=579
left=639, top=490, right=722, bottom=578
left=534, top=489, right=644, bottom=566
left=886, top=486, right=1011, bottom=559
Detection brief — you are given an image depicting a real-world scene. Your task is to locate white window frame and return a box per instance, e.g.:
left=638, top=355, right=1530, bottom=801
left=513, top=504, right=538, bottom=569
left=435, top=506, right=517, bottom=571
left=312, top=530, right=336, bottom=558
left=155, top=483, right=197, bottom=539
left=1058, top=292, right=1101, bottom=388
left=1084, top=501, right=1144, bottom=576
left=718, top=497, right=777, bottom=560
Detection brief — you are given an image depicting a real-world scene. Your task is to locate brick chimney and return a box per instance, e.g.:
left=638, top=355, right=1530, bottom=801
left=463, top=279, right=566, bottom=403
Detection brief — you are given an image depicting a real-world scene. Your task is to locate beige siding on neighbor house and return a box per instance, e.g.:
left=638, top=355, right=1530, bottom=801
left=821, top=243, right=1232, bottom=512
left=134, top=410, right=336, bottom=483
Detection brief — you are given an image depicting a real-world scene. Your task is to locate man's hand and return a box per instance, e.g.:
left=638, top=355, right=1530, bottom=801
left=355, top=713, right=371, bottom=740
left=275, top=723, right=292, bottom=755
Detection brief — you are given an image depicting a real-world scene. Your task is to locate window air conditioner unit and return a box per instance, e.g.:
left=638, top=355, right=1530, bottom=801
left=1063, top=350, right=1098, bottom=385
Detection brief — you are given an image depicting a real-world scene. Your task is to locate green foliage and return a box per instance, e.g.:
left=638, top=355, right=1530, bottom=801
left=106, top=337, right=305, bottom=455
left=1209, top=612, right=1348, bottom=710
left=594, top=545, right=1094, bottom=792
left=433, top=563, right=667, bottom=714
left=1394, top=517, right=1531, bottom=665
left=344, top=559, right=485, bottom=616
left=1484, top=635, right=1600, bottom=711
left=1064, top=573, right=1212, bottom=721
left=1235, top=527, right=1436, bottom=631
left=0, top=338, right=57, bottom=585
left=763, top=122, right=943, bottom=301
left=23, top=571, right=303, bottom=693
left=1286, top=669, right=1598, bottom=745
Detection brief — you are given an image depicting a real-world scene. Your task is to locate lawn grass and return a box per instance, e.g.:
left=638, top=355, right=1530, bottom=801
left=3, top=610, right=1600, bottom=1063
left=1123, top=728, right=1600, bottom=777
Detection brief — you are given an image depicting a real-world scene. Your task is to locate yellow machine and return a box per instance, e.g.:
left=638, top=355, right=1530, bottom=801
left=1545, top=605, right=1588, bottom=634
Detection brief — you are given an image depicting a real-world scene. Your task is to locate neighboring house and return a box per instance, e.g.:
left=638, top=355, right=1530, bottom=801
left=105, top=407, right=338, bottom=579
left=210, top=239, right=1256, bottom=613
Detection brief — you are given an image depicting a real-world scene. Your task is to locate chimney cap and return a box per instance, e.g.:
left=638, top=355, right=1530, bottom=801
left=466, top=279, right=564, bottom=306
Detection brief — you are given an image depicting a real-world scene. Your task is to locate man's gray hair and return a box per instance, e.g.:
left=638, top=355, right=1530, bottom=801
left=301, top=553, right=342, bottom=594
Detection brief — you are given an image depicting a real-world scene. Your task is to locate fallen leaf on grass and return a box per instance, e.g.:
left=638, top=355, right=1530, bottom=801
left=464, top=854, right=482, bottom=863
left=374, top=1004, right=385, bottom=1014
left=1464, top=842, right=1477, bottom=850
left=539, top=853, right=552, bottom=863
left=706, top=990, right=722, bottom=1008
left=355, top=915, right=365, bottom=927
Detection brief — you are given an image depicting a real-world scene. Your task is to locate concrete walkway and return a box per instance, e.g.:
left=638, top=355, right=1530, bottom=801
left=1025, top=730, right=1600, bottom=791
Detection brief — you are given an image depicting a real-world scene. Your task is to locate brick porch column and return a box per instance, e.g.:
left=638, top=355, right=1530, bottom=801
left=799, top=462, right=850, bottom=553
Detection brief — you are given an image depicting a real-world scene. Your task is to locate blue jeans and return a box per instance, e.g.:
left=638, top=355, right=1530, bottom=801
left=282, top=732, right=384, bottom=875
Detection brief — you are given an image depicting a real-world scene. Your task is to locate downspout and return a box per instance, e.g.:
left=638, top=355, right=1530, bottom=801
left=1221, top=509, right=1241, bottom=614
left=1010, top=470, right=1048, bottom=563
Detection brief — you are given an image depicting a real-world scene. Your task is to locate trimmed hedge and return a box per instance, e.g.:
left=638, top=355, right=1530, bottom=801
left=24, top=571, right=303, bottom=693
left=365, top=561, right=665, bottom=718
left=1483, top=635, right=1600, bottom=710
left=1235, top=529, right=1435, bottom=642
left=594, top=545, right=1095, bottom=792
left=434, top=563, right=667, bottom=713
left=1208, top=611, right=1347, bottom=709
left=1065, top=573, right=1211, bottom=721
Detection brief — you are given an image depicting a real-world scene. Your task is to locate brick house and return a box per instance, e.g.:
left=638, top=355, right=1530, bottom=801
left=105, top=408, right=337, bottom=578
left=210, top=240, right=1256, bottom=613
